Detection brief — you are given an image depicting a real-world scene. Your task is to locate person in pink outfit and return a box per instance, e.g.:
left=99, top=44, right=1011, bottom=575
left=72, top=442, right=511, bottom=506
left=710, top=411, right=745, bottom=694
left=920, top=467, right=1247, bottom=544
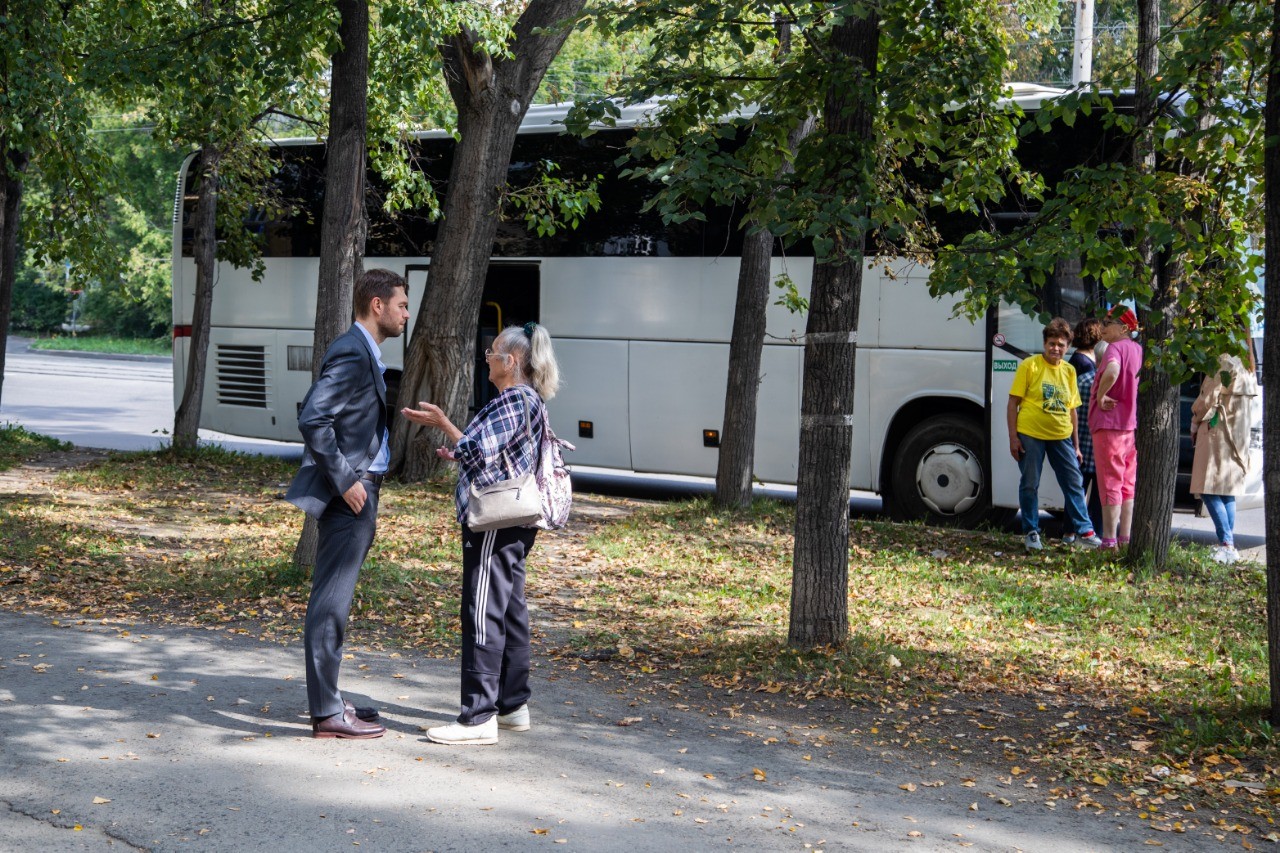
left=1088, top=307, right=1142, bottom=549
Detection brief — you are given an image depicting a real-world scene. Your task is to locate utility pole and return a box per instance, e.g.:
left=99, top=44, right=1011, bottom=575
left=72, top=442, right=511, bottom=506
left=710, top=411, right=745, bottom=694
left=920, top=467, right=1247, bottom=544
left=1072, top=0, right=1095, bottom=86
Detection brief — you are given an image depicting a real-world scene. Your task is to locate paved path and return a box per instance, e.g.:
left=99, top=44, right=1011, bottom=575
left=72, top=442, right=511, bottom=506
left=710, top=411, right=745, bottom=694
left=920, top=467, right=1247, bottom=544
left=0, top=611, right=1208, bottom=852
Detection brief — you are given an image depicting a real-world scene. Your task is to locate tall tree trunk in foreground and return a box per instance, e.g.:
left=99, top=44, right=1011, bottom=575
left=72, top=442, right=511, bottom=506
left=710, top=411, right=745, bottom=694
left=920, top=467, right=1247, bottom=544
left=294, top=0, right=370, bottom=571
left=1263, top=0, right=1280, bottom=727
left=1129, top=263, right=1178, bottom=567
left=788, top=13, right=879, bottom=648
left=1127, top=0, right=1177, bottom=568
left=392, top=0, right=586, bottom=480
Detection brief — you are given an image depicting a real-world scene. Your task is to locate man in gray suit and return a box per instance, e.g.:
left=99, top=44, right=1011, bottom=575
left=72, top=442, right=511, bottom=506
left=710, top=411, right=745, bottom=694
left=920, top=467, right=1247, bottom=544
left=286, top=268, right=409, bottom=739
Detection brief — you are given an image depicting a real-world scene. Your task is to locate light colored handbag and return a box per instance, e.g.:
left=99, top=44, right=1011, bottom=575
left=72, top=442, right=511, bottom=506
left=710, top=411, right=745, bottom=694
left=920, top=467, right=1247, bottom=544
left=466, top=396, right=543, bottom=531
left=533, top=418, right=574, bottom=531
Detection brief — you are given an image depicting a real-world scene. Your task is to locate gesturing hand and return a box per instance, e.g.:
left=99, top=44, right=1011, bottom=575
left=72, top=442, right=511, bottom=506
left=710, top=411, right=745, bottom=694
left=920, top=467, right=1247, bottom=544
left=401, top=402, right=447, bottom=429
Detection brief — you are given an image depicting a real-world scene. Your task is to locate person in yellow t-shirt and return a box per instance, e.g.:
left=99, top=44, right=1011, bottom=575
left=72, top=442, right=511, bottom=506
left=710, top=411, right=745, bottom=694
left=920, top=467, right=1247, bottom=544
left=1006, top=317, right=1101, bottom=552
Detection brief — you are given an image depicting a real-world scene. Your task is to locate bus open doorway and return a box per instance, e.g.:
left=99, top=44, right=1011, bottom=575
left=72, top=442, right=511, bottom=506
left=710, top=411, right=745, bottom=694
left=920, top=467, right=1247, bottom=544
left=473, top=262, right=540, bottom=414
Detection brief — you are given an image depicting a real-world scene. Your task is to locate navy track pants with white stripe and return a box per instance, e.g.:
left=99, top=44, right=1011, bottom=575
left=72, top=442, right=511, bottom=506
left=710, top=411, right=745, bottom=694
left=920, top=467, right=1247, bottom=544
left=457, top=523, right=538, bottom=725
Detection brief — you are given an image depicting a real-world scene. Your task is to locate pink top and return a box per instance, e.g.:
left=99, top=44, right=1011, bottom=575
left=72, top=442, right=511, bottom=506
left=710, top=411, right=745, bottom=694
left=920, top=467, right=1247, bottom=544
left=1089, top=337, right=1142, bottom=431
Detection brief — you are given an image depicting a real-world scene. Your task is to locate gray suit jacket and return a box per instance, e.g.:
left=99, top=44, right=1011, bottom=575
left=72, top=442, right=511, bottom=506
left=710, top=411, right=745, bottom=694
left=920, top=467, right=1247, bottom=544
left=285, top=325, right=387, bottom=518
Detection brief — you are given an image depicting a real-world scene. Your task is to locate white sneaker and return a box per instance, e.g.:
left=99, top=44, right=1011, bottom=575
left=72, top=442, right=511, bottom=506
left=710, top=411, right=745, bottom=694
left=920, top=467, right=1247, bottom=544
left=427, top=716, right=498, bottom=745
left=1024, top=531, right=1042, bottom=551
left=497, top=704, right=530, bottom=732
left=1211, top=545, right=1239, bottom=565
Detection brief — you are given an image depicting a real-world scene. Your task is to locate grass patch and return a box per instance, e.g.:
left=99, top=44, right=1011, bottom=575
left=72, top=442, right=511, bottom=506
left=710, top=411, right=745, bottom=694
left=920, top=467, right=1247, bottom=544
left=28, top=335, right=170, bottom=356
left=55, top=445, right=297, bottom=494
left=0, top=423, right=72, bottom=470
left=563, top=496, right=1277, bottom=784
left=4, top=448, right=462, bottom=652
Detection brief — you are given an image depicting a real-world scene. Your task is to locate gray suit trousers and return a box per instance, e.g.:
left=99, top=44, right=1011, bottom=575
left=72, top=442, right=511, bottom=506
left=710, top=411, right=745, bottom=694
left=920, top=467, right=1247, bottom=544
left=304, top=477, right=380, bottom=718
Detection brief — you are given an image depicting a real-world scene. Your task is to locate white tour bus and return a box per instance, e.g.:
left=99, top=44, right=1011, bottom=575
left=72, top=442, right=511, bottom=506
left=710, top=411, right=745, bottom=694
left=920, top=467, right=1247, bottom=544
left=171, top=83, right=1262, bottom=526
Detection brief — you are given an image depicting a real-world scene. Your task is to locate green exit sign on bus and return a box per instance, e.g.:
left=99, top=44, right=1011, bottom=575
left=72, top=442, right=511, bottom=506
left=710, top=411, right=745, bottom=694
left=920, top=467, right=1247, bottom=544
left=993, top=359, right=1019, bottom=372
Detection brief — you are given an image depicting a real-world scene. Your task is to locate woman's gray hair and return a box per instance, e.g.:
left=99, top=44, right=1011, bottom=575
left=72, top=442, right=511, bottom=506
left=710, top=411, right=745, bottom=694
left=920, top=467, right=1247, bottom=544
left=494, top=323, right=560, bottom=400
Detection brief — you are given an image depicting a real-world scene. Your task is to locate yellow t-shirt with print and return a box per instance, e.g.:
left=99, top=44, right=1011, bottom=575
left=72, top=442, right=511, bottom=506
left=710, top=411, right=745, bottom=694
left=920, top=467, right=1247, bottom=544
left=1010, top=355, right=1080, bottom=441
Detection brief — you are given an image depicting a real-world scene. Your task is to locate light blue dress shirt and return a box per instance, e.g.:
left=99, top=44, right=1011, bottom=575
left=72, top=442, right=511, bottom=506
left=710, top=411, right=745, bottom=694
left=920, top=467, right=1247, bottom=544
left=353, top=322, right=390, bottom=475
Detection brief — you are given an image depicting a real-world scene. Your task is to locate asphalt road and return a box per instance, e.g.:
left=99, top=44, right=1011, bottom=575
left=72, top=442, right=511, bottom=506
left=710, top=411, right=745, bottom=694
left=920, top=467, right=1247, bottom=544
left=0, top=336, right=301, bottom=457
left=1, top=335, right=1266, bottom=562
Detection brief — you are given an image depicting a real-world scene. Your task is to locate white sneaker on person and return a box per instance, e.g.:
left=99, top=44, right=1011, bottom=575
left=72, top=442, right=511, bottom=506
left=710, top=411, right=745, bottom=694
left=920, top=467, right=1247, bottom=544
left=497, top=704, right=530, bottom=731
left=1072, top=532, right=1103, bottom=549
left=1024, top=531, right=1042, bottom=551
left=1211, top=545, right=1239, bottom=565
left=427, top=716, right=498, bottom=745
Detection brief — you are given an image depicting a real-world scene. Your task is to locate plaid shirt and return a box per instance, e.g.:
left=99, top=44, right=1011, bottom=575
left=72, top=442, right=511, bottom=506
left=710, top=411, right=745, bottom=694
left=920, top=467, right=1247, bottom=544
left=453, top=385, right=545, bottom=525
left=1077, top=370, right=1096, bottom=473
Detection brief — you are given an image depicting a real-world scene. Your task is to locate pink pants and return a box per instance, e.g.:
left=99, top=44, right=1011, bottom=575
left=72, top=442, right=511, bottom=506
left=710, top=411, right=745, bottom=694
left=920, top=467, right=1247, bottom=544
left=1092, top=428, right=1137, bottom=505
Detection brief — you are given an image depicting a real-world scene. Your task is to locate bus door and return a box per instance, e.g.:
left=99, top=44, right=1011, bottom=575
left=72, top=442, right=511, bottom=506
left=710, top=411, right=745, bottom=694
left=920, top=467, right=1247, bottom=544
left=988, top=303, right=1064, bottom=512
left=474, top=262, right=541, bottom=412
left=988, top=258, right=1099, bottom=515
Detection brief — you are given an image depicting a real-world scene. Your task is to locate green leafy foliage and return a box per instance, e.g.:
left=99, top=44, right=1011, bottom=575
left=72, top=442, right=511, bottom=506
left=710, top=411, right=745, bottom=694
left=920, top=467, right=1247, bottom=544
left=2, top=0, right=127, bottom=297
left=502, top=160, right=602, bottom=237
left=9, top=267, right=70, bottom=333
left=930, top=0, right=1269, bottom=383
left=772, top=271, right=808, bottom=314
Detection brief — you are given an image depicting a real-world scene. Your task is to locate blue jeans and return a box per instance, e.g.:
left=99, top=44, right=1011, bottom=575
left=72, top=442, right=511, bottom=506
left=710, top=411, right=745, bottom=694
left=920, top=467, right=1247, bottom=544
left=1201, top=494, right=1235, bottom=546
left=1018, top=433, right=1093, bottom=535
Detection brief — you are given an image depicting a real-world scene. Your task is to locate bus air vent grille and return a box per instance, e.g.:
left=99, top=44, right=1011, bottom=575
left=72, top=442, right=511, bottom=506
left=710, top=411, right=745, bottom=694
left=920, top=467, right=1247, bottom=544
left=216, top=344, right=270, bottom=409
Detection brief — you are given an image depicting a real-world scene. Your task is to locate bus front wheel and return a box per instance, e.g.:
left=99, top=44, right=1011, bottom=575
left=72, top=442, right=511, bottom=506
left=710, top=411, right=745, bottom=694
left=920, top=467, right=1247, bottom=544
left=887, top=415, right=991, bottom=528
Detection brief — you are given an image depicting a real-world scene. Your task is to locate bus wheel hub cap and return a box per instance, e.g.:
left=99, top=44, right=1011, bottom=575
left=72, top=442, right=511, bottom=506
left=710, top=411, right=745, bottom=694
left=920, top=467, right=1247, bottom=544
left=915, top=442, right=982, bottom=515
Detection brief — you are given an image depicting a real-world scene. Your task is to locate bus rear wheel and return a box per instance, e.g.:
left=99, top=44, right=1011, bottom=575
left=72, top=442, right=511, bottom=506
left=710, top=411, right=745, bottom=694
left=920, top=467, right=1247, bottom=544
left=887, top=415, right=992, bottom=528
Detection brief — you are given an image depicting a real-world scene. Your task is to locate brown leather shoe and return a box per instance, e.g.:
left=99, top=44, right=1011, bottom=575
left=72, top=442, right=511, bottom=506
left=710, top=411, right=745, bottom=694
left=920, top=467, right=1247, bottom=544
left=312, top=708, right=385, bottom=739
left=343, top=698, right=379, bottom=722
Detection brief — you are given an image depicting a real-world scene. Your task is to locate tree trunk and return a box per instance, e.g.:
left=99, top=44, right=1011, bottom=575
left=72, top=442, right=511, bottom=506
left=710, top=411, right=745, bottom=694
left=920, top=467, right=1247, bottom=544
left=294, top=0, right=370, bottom=572
left=0, top=144, right=27, bottom=411
left=1130, top=261, right=1178, bottom=567
left=312, top=0, right=368, bottom=362
left=1263, top=0, right=1280, bottom=726
left=1125, top=0, right=1173, bottom=567
left=715, top=110, right=815, bottom=510
left=788, top=14, right=879, bottom=649
left=714, top=223, right=774, bottom=509
left=173, top=144, right=221, bottom=451
left=391, top=0, right=586, bottom=481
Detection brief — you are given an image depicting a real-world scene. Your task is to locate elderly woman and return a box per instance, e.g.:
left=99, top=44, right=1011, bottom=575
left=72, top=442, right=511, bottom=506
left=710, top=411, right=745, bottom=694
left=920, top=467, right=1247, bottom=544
left=1191, top=350, right=1259, bottom=565
left=402, top=322, right=560, bottom=745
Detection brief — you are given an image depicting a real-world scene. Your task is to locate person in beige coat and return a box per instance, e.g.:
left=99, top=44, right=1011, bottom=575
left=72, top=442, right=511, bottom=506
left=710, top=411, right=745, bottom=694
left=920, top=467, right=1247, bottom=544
left=1190, top=351, right=1259, bottom=564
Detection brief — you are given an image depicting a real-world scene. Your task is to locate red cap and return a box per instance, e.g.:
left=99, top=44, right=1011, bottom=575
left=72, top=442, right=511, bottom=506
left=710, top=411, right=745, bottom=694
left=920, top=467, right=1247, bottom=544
left=1105, top=306, right=1139, bottom=332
